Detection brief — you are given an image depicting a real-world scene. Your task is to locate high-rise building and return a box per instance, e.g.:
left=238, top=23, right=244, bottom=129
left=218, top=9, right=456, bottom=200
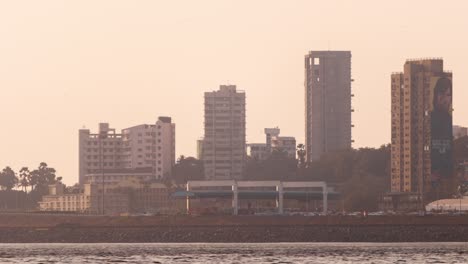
left=202, top=85, right=246, bottom=180
left=78, top=117, right=175, bottom=184
left=304, top=51, right=352, bottom=162
left=390, top=59, right=453, bottom=200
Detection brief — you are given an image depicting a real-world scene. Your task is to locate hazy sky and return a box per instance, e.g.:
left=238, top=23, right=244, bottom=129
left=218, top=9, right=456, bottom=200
left=1, top=0, right=467, bottom=185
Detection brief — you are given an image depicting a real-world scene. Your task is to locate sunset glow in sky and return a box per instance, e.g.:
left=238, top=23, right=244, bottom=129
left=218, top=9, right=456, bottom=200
left=1, top=1, right=467, bottom=184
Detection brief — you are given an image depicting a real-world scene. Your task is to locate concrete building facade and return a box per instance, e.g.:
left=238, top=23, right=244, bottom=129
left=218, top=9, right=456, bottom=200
left=202, top=85, right=246, bottom=180
left=271, top=136, right=296, bottom=158
left=248, top=143, right=269, bottom=160
left=453, top=125, right=468, bottom=139
left=304, top=51, right=352, bottom=162
left=78, top=117, right=175, bottom=184
left=390, top=59, right=453, bottom=199
left=39, top=180, right=185, bottom=215
left=248, top=127, right=296, bottom=160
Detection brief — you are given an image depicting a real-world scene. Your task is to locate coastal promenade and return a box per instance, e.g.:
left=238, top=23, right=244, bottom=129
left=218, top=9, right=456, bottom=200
left=1, top=214, right=468, bottom=243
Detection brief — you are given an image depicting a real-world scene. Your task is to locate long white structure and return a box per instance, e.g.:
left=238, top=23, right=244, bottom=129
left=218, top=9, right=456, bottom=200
left=426, top=197, right=468, bottom=212
left=186, top=180, right=330, bottom=215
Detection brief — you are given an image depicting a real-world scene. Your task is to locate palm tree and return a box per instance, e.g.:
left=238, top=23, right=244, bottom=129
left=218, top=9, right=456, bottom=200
left=18, top=167, right=30, bottom=193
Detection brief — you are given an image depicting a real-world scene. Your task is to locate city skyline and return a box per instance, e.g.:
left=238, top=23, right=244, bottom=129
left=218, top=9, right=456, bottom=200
left=1, top=1, right=468, bottom=185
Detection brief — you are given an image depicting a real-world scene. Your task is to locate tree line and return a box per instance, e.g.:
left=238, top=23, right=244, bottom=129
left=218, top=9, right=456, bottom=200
left=0, top=162, right=61, bottom=210
left=171, top=136, right=468, bottom=212
left=3, top=136, right=466, bottom=211
left=170, top=146, right=390, bottom=211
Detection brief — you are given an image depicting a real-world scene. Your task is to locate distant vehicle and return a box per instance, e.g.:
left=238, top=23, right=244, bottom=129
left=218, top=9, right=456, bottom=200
left=347, top=212, right=361, bottom=216
left=368, top=211, right=385, bottom=216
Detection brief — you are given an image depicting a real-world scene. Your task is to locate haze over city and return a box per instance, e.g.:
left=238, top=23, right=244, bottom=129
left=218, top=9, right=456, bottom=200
left=1, top=0, right=467, bottom=185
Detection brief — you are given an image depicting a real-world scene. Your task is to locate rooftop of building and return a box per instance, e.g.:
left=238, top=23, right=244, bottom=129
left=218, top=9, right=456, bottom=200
left=205, top=85, right=245, bottom=94
left=305, top=50, right=351, bottom=57
left=405, top=57, right=443, bottom=62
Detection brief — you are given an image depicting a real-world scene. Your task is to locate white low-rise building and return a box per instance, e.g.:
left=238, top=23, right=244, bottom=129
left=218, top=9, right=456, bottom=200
left=426, top=197, right=468, bottom=212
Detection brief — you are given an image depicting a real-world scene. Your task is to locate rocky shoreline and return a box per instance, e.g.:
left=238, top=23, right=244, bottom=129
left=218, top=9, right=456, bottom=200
left=1, top=214, right=468, bottom=243
left=1, top=225, right=468, bottom=243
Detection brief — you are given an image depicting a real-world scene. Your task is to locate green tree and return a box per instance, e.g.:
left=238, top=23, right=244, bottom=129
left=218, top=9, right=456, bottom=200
left=246, top=149, right=297, bottom=181
left=0, top=166, right=18, bottom=191
left=172, top=156, right=204, bottom=184
left=297, top=145, right=391, bottom=211
left=30, top=162, right=57, bottom=189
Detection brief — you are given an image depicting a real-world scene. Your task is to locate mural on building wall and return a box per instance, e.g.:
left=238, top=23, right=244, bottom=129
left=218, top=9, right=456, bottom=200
left=430, top=76, right=453, bottom=183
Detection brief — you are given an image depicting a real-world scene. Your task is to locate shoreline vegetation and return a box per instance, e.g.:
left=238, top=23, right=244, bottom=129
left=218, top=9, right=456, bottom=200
left=1, top=214, right=468, bottom=243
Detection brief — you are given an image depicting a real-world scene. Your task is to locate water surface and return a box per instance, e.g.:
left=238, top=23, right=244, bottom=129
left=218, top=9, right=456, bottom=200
left=0, top=243, right=467, bottom=263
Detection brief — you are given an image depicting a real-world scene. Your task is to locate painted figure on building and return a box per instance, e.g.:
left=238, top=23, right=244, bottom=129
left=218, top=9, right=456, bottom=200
left=430, top=77, right=453, bottom=182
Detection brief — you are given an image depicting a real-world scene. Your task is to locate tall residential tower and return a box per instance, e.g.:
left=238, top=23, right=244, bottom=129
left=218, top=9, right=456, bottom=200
left=202, top=85, right=246, bottom=180
left=305, top=51, right=352, bottom=162
left=390, top=59, right=453, bottom=200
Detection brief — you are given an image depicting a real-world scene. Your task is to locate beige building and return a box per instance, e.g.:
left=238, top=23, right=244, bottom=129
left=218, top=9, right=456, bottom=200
left=202, top=85, right=246, bottom=180
left=271, top=136, right=296, bottom=158
left=39, top=183, right=128, bottom=215
left=304, top=51, right=353, bottom=162
left=79, top=123, right=123, bottom=184
left=85, top=167, right=154, bottom=188
left=248, top=127, right=296, bottom=160
left=248, top=143, right=269, bottom=160
left=390, top=59, right=453, bottom=200
left=78, top=117, right=175, bottom=184
left=39, top=180, right=185, bottom=215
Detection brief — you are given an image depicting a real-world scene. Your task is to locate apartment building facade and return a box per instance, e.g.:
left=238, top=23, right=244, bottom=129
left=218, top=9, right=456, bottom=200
left=390, top=59, right=453, bottom=202
left=78, top=117, right=175, bottom=184
left=202, top=85, right=246, bottom=180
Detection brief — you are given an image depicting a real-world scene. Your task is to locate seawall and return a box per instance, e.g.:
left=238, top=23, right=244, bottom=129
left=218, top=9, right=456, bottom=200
left=1, top=214, right=467, bottom=243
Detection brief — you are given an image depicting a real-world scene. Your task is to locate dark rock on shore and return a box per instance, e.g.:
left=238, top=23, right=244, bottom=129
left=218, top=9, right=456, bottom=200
left=1, top=225, right=468, bottom=243
left=1, top=214, right=468, bottom=243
